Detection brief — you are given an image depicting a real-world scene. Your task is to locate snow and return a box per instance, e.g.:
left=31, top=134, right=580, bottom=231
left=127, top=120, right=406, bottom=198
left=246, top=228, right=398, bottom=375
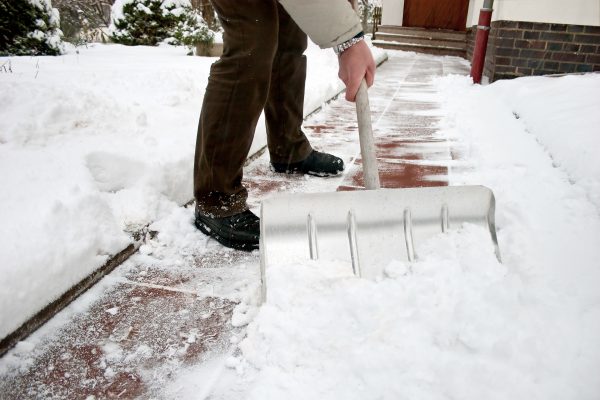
left=2, top=41, right=599, bottom=398
left=193, top=62, right=600, bottom=398
left=239, top=227, right=524, bottom=400
left=235, top=224, right=598, bottom=399
left=27, top=0, right=52, bottom=11
left=161, top=0, right=191, bottom=17
left=469, top=74, right=600, bottom=209
left=0, top=41, right=386, bottom=342
left=136, top=3, right=153, bottom=14
left=109, top=0, right=135, bottom=25
left=433, top=73, right=600, bottom=399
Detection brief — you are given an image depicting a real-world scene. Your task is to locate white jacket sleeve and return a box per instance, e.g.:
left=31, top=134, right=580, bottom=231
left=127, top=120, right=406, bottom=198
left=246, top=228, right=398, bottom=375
left=278, top=0, right=363, bottom=48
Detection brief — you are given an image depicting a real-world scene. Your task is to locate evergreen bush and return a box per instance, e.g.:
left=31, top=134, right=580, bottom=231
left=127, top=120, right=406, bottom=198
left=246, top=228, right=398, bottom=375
left=0, top=0, right=64, bottom=56
left=109, top=0, right=212, bottom=51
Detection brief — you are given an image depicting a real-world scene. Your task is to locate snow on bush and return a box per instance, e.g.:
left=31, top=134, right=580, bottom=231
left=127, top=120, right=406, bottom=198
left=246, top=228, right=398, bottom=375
left=0, top=0, right=64, bottom=56
left=109, top=0, right=213, bottom=51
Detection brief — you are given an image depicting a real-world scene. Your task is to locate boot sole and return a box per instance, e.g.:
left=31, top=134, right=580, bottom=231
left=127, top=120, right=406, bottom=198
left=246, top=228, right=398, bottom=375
left=270, top=164, right=343, bottom=177
left=194, top=219, right=259, bottom=252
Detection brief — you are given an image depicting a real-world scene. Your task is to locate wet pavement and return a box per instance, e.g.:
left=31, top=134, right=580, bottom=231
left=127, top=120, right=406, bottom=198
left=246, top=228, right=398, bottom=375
left=0, top=51, right=470, bottom=399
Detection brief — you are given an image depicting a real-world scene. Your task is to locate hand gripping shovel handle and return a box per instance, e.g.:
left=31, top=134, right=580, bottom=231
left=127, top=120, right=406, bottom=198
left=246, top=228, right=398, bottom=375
left=355, top=79, right=381, bottom=190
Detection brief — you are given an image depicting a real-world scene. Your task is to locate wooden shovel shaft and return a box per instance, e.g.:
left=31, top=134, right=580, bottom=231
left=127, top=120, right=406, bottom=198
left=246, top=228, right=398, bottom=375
left=355, top=79, right=381, bottom=190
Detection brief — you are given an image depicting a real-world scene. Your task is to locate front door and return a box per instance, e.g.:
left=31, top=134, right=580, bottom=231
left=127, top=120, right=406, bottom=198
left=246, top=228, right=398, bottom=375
left=403, top=0, right=469, bottom=31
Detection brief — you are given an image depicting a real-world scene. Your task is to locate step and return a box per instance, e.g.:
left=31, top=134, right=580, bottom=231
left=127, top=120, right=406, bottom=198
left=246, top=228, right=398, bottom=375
left=375, top=32, right=466, bottom=50
left=377, top=25, right=466, bottom=41
left=372, top=40, right=467, bottom=58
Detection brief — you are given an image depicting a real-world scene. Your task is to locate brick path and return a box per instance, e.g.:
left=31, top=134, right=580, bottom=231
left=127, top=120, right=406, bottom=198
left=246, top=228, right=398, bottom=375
left=0, top=51, right=469, bottom=399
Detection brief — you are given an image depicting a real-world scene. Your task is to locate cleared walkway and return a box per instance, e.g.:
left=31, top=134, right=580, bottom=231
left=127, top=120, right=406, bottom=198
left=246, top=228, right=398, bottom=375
left=0, top=51, right=470, bottom=398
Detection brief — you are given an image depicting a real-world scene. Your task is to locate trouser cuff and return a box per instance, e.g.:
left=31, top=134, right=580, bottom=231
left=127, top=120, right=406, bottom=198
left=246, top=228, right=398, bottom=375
left=195, top=191, right=249, bottom=218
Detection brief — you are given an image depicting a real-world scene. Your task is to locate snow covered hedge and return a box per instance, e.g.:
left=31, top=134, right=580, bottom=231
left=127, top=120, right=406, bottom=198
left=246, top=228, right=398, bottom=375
left=0, top=0, right=64, bottom=56
left=109, top=0, right=213, bottom=50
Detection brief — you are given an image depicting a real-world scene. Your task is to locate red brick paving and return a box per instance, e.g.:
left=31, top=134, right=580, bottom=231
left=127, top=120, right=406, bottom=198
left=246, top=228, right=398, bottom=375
left=0, top=52, right=470, bottom=398
left=1, top=282, right=236, bottom=398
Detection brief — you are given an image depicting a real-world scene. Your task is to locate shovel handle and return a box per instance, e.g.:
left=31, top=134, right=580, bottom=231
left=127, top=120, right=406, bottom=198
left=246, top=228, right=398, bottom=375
left=355, top=79, right=381, bottom=190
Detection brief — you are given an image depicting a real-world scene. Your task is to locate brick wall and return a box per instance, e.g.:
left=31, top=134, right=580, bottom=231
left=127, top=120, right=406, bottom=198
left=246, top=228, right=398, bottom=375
left=466, top=27, right=475, bottom=61
left=466, top=20, right=600, bottom=81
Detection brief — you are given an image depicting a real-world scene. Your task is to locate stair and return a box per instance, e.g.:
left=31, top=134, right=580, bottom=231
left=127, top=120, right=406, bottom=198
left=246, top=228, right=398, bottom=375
left=372, top=26, right=467, bottom=59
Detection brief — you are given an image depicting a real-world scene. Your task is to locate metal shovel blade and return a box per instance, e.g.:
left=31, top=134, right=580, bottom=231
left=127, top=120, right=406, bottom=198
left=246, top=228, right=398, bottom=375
left=259, top=81, right=500, bottom=302
left=259, top=185, right=500, bottom=300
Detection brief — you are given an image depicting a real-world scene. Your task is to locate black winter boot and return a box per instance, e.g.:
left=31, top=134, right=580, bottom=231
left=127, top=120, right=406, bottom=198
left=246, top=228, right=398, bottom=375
left=195, top=209, right=260, bottom=251
left=271, top=150, right=344, bottom=176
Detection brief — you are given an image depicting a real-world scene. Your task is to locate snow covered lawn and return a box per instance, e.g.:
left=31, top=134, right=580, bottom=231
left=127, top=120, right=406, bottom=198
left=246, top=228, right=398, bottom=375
left=0, top=42, right=381, bottom=341
left=210, top=71, right=600, bottom=399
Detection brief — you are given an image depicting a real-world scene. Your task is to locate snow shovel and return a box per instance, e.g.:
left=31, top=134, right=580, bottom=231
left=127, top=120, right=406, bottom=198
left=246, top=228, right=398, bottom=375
left=259, top=80, right=500, bottom=302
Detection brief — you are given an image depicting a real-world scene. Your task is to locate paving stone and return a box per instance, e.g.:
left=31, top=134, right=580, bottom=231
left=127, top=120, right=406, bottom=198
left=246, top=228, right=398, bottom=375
left=339, top=158, right=448, bottom=190
left=0, top=283, right=237, bottom=399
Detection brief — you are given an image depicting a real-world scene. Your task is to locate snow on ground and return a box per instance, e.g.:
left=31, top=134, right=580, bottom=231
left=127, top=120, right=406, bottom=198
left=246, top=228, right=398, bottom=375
left=2, top=43, right=599, bottom=399
left=190, top=68, right=600, bottom=399
left=0, top=41, right=385, bottom=341
left=460, top=74, right=600, bottom=210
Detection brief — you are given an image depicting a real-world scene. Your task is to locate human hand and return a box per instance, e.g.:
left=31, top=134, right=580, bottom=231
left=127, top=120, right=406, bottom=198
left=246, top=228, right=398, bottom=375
left=337, top=40, right=376, bottom=102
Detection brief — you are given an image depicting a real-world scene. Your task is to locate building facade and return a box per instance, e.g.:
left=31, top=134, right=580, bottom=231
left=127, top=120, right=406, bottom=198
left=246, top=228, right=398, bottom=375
left=378, top=0, right=600, bottom=80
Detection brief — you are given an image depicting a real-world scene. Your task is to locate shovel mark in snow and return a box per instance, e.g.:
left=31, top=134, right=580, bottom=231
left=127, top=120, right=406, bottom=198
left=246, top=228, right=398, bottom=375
left=85, top=152, right=146, bottom=193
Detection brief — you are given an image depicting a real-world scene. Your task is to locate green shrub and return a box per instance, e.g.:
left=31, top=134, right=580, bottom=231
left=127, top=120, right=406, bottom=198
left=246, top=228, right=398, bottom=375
left=109, top=0, right=213, bottom=50
left=0, top=0, right=64, bottom=56
left=171, top=9, right=212, bottom=49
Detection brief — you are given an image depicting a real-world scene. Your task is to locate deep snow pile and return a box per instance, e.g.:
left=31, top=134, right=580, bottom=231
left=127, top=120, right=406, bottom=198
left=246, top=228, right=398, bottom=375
left=205, top=72, right=600, bottom=399
left=465, top=74, right=600, bottom=210
left=0, top=44, right=206, bottom=341
left=0, top=41, right=385, bottom=341
left=240, top=227, right=518, bottom=400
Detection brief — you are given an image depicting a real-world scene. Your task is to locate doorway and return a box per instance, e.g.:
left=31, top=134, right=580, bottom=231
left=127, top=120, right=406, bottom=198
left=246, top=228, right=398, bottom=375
left=403, top=0, right=470, bottom=31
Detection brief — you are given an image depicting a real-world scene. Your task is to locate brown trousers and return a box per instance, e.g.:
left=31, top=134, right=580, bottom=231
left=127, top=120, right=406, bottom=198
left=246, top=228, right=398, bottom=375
left=194, top=0, right=313, bottom=217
